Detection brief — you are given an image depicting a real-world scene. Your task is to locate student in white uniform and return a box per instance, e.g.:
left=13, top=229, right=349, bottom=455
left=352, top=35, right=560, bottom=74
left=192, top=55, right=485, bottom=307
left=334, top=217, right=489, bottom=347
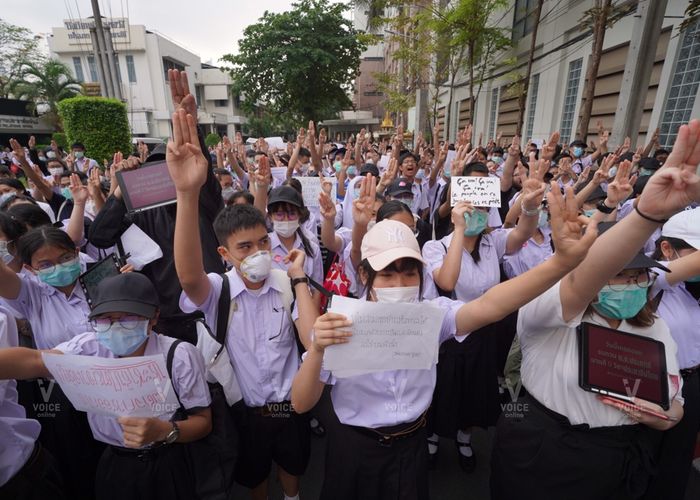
left=489, top=120, right=700, bottom=499
left=290, top=180, right=598, bottom=500
left=168, top=108, right=318, bottom=500
left=0, top=273, right=212, bottom=500
left=643, top=208, right=700, bottom=500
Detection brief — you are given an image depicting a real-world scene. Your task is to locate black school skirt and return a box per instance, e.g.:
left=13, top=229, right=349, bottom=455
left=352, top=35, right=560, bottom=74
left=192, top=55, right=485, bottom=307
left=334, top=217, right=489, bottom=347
left=429, top=314, right=516, bottom=435
left=490, top=392, right=662, bottom=500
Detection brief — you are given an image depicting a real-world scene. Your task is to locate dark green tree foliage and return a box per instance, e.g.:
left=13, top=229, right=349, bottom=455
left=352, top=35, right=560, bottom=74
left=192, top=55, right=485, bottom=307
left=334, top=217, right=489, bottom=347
left=0, top=18, right=43, bottom=99
left=222, top=0, right=367, bottom=126
left=57, top=97, right=131, bottom=164
left=205, top=133, right=222, bottom=147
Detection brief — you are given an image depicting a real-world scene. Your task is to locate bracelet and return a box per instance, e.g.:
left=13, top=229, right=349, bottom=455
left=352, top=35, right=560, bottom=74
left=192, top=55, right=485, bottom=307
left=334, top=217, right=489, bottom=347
left=634, top=205, right=668, bottom=224
left=290, top=277, right=309, bottom=287
left=596, top=200, right=616, bottom=214
left=521, top=205, right=539, bottom=217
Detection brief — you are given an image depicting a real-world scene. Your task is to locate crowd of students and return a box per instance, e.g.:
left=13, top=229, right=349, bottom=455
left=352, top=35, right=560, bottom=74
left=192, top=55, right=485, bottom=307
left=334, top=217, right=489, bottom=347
left=0, top=68, right=698, bottom=500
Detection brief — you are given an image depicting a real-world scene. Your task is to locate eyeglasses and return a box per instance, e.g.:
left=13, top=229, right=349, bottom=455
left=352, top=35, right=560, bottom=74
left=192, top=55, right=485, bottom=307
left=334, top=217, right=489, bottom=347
left=91, top=315, right=144, bottom=333
left=607, top=271, right=653, bottom=292
left=32, top=253, right=77, bottom=273
left=271, top=211, right=299, bottom=221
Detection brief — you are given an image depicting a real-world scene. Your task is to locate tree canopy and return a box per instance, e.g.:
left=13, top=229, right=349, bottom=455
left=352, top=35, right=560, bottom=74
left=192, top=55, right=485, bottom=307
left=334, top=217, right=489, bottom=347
left=0, top=18, right=44, bottom=99
left=222, top=0, right=368, bottom=128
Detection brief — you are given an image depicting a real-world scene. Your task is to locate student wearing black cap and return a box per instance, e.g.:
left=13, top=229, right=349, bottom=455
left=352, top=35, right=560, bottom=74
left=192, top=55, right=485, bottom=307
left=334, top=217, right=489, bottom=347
left=490, top=120, right=700, bottom=499
left=0, top=272, right=213, bottom=500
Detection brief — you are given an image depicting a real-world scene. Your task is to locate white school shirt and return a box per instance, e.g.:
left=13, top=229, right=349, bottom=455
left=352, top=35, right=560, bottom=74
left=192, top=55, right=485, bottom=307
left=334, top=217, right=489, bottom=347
left=269, top=230, right=323, bottom=286
left=180, top=271, right=300, bottom=407
left=0, top=306, right=40, bottom=486
left=617, top=199, right=661, bottom=255
left=502, top=227, right=553, bottom=279
left=409, top=180, right=429, bottom=215
left=341, top=176, right=363, bottom=229
left=55, top=332, right=211, bottom=447
left=422, top=229, right=512, bottom=301
left=314, top=296, right=465, bottom=428
left=652, top=264, right=700, bottom=370
left=518, top=281, right=683, bottom=428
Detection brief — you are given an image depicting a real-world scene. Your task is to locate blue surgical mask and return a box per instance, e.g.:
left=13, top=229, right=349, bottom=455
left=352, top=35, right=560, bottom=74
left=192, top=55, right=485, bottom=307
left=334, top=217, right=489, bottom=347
left=36, top=257, right=81, bottom=287
left=96, top=320, right=149, bottom=356
left=416, top=170, right=425, bottom=180
left=592, top=285, right=648, bottom=320
left=609, top=166, right=618, bottom=177
left=537, top=209, right=549, bottom=229
left=0, top=192, right=14, bottom=206
left=583, top=209, right=595, bottom=217
left=334, top=161, right=342, bottom=173
left=353, top=187, right=361, bottom=199
left=74, top=151, right=84, bottom=160
left=464, top=210, right=488, bottom=236
left=493, top=156, right=504, bottom=165
left=443, top=169, right=451, bottom=179
left=573, top=146, right=584, bottom=158
left=640, top=168, right=653, bottom=177
left=61, top=187, right=73, bottom=201
left=347, top=166, right=357, bottom=177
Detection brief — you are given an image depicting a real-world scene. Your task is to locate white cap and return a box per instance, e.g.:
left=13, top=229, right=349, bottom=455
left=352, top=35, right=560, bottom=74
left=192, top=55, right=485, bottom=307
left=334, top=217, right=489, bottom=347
left=661, top=207, right=700, bottom=249
left=361, top=219, right=424, bottom=271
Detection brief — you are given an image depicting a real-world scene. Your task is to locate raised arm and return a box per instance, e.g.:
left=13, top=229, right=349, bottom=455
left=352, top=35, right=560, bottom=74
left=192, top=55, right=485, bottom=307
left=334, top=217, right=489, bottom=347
left=560, top=120, right=700, bottom=321
left=169, top=109, right=212, bottom=307
left=350, top=174, right=377, bottom=269
left=431, top=202, right=470, bottom=291
left=500, top=135, right=520, bottom=193
left=0, top=347, right=56, bottom=380
left=65, top=173, right=88, bottom=245
left=662, top=249, right=700, bottom=286
left=319, top=191, right=342, bottom=253
left=505, top=160, right=547, bottom=254
left=253, top=156, right=271, bottom=215
left=10, top=138, right=55, bottom=201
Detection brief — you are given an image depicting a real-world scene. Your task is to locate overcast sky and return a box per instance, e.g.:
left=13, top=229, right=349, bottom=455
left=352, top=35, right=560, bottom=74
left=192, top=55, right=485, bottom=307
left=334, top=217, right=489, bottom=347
left=3, top=0, right=353, bottom=64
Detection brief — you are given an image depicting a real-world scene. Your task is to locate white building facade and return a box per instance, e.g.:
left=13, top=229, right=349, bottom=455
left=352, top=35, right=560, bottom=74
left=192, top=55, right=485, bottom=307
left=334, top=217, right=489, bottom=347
left=48, top=18, right=246, bottom=139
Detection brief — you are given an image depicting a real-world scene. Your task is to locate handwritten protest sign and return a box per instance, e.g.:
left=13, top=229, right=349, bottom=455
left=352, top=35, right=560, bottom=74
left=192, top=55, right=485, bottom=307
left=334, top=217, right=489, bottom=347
left=450, top=176, right=501, bottom=207
left=324, top=296, right=446, bottom=378
left=42, top=353, right=180, bottom=418
left=378, top=154, right=391, bottom=172
left=270, top=167, right=288, bottom=184
left=298, top=177, right=337, bottom=207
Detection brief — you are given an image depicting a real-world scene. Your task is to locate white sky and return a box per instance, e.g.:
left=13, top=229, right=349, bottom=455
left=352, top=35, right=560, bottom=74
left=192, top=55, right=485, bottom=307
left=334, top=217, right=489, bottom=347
left=3, top=0, right=354, bottom=64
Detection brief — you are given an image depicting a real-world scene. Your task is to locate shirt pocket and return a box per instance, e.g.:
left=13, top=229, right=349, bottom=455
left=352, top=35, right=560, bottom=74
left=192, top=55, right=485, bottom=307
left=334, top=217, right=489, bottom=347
left=266, top=308, right=294, bottom=346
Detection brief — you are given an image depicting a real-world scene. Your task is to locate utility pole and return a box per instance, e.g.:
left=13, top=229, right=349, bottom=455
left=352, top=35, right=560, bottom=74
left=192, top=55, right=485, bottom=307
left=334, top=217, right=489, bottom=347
left=611, top=0, right=669, bottom=146
left=104, top=26, right=123, bottom=100
left=89, top=0, right=120, bottom=99
left=89, top=27, right=109, bottom=97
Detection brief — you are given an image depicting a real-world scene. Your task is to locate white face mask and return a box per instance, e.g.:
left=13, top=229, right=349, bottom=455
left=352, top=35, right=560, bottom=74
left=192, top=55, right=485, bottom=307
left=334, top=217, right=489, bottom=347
left=373, top=285, right=420, bottom=303
left=49, top=167, right=63, bottom=176
left=273, top=220, right=299, bottom=238
left=0, top=240, right=14, bottom=265
left=238, top=250, right=272, bottom=283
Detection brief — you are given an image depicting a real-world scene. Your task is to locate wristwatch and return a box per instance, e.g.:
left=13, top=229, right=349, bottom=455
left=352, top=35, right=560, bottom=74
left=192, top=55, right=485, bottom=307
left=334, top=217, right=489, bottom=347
left=291, top=277, right=309, bottom=287
left=163, top=421, right=180, bottom=445
left=596, top=199, right=616, bottom=214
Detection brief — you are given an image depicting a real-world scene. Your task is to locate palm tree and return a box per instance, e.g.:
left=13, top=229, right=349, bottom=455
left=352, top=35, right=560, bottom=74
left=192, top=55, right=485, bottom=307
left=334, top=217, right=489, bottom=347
left=10, top=59, right=82, bottom=130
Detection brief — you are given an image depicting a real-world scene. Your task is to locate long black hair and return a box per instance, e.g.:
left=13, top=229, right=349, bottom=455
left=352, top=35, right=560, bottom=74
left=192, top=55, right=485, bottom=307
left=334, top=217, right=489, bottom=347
left=6, top=203, right=51, bottom=229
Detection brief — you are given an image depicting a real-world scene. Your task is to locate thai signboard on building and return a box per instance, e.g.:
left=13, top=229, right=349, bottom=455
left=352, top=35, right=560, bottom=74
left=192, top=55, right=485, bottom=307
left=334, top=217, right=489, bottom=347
left=62, top=18, right=130, bottom=46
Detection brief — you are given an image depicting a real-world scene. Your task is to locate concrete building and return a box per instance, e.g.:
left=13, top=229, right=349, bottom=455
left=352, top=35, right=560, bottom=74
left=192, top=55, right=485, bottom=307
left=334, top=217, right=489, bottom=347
left=352, top=5, right=386, bottom=124
left=48, top=17, right=246, bottom=139
left=435, top=0, right=698, bottom=150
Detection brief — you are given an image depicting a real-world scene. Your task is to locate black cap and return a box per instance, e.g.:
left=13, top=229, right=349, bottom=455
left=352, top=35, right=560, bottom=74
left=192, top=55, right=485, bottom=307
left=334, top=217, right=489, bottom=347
left=386, top=177, right=413, bottom=197
left=89, top=273, right=159, bottom=320
left=267, top=186, right=303, bottom=208
left=585, top=185, right=607, bottom=203
left=146, top=143, right=166, bottom=163
left=638, top=157, right=661, bottom=171
left=597, top=222, right=670, bottom=272
left=71, top=142, right=86, bottom=150
left=359, top=163, right=379, bottom=177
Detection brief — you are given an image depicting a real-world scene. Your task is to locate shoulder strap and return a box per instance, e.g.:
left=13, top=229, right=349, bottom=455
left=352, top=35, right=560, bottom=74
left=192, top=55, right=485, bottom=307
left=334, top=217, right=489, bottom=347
left=216, top=272, right=231, bottom=344
left=166, top=339, right=185, bottom=413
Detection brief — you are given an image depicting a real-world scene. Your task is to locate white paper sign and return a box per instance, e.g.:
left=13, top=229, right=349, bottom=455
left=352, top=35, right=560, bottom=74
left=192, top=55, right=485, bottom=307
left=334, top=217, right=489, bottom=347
left=42, top=353, right=180, bottom=418
left=120, top=224, right=163, bottom=271
left=444, top=150, right=457, bottom=174
left=270, top=167, right=288, bottom=184
left=377, top=154, right=391, bottom=172
left=450, top=176, right=501, bottom=207
left=297, top=177, right=337, bottom=207
left=324, top=296, right=447, bottom=378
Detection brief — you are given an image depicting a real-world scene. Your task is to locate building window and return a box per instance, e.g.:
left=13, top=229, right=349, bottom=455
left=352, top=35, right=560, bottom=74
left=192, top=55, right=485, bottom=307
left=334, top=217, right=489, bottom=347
left=195, top=85, right=204, bottom=107
left=72, top=57, right=84, bottom=82
left=513, top=0, right=539, bottom=42
left=125, top=55, right=137, bottom=83
left=526, top=73, right=540, bottom=140
left=162, top=58, right=186, bottom=81
left=488, top=87, right=499, bottom=140
left=559, top=58, right=583, bottom=144
left=214, top=99, right=229, bottom=107
left=87, top=55, right=98, bottom=82
left=659, top=21, right=700, bottom=148
left=113, top=55, right=122, bottom=83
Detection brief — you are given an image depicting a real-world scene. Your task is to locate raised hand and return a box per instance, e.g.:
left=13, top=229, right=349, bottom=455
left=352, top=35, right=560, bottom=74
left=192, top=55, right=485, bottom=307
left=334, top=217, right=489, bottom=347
left=541, top=131, right=560, bottom=161
left=284, top=248, right=306, bottom=278
left=637, top=120, right=700, bottom=219
left=166, top=109, right=208, bottom=193
left=548, top=182, right=598, bottom=269
left=311, top=312, right=353, bottom=353
left=352, top=173, right=377, bottom=227
left=451, top=201, right=473, bottom=230
left=254, top=155, right=271, bottom=187
left=319, top=191, right=337, bottom=221
left=9, top=138, right=27, bottom=164
left=605, top=159, right=636, bottom=205
left=69, top=173, right=89, bottom=205
left=508, top=135, right=521, bottom=157
left=87, top=167, right=102, bottom=199
left=168, top=69, right=196, bottom=119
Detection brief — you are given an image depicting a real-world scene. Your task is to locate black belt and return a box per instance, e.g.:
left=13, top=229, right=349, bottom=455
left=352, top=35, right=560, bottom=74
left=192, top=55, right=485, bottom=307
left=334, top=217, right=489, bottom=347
left=247, top=400, right=294, bottom=417
left=110, top=443, right=172, bottom=461
left=347, top=412, right=427, bottom=447
left=680, top=364, right=700, bottom=378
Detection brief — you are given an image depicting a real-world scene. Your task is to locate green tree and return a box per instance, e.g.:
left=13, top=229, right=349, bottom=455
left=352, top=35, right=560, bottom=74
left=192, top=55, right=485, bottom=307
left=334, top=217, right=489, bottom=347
left=204, top=133, right=222, bottom=148
left=222, top=0, right=367, bottom=126
left=57, top=97, right=131, bottom=165
left=11, top=59, right=82, bottom=130
left=0, top=18, right=43, bottom=99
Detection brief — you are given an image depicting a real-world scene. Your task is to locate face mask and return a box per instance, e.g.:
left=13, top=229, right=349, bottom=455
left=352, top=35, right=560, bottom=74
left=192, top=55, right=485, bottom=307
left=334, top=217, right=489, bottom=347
left=39, top=156, right=46, bottom=162
left=334, top=161, right=342, bottom=173
left=416, top=170, right=425, bottom=180
left=347, top=166, right=357, bottom=177
left=246, top=157, right=255, bottom=165
left=238, top=250, right=272, bottom=283
left=84, top=199, right=97, bottom=218
left=493, top=156, right=504, bottom=165
left=592, top=285, right=648, bottom=320
left=640, top=168, right=653, bottom=177
left=464, top=210, right=488, bottom=236
left=0, top=241, right=13, bottom=265
left=583, top=209, right=595, bottom=218
left=573, top=147, right=584, bottom=158
left=49, top=167, right=64, bottom=176
left=61, top=187, right=73, bottom=200
left=46, top=151, right=57, bottom=159
left=395, top=196, right=414, bottom=208
left=273, top=220, right=299, bottom=238
left=221, top=186, right=236, bottom=201
left=373, top=285, right=420, bottom=304
left=96, top=320, right=149, bottom=356
left=686, top=275, right=700, bottom=283
left=609, top=166, right=618, bottom=177
left=353, top=187, right=361, bottom=199
left=36, top=257, right=81, bottom=287
left=0, top=192, right=14, bottom=206
left=443, top=169, right=451, bottom=179
left=74, top=151, right=84, bottom=159
left=537, top=210, right=549, bottom=229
